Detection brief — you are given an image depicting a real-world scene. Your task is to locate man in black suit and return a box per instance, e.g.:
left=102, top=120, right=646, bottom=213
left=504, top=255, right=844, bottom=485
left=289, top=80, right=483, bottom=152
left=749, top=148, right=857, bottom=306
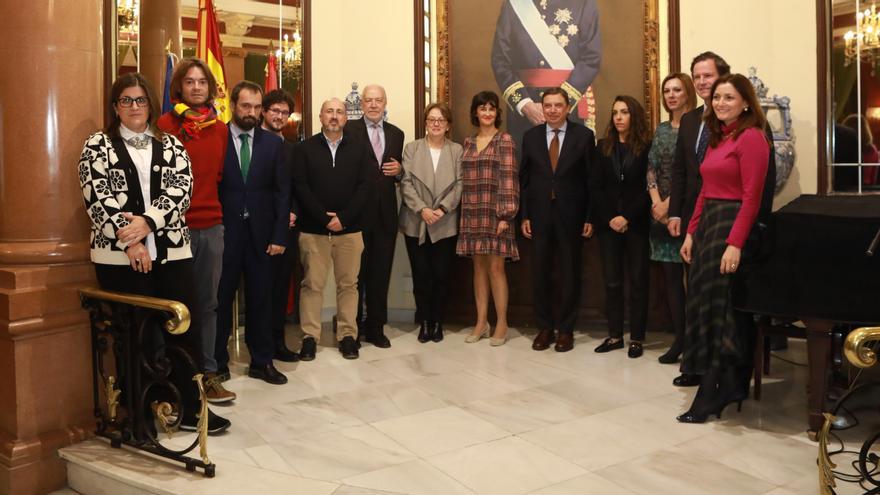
left=261, top=89, right=301, bottom=363
left=519, top=87, right=595, bottom=353
left=215, top=81, right=290, bottom=385
left=293, top=98, right=373, bottom=361
left=667, top=52, right=777, bottom=386
left=344, top=84, right=405, bottom=348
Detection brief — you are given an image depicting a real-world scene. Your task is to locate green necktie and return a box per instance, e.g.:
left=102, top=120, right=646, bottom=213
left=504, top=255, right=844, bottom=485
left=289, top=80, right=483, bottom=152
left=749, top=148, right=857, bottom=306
left=239, top=133, right=251, bottom=182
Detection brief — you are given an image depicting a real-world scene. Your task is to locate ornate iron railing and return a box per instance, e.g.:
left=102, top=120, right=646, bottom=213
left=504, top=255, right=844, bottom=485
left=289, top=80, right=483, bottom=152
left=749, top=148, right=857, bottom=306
left=819, top=326, right=880, bottom=494
left=79, top=287, right=215, bottom=477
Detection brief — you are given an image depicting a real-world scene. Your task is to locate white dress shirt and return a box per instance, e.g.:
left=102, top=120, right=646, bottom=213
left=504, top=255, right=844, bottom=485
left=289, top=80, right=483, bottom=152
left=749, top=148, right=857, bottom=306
left=119, top=124, right=157, bottom=260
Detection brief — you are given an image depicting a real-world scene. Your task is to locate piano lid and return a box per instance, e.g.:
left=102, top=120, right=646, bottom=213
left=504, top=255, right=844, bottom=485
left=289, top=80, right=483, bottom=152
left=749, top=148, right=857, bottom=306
left=736, top=194, right=880, bottom=325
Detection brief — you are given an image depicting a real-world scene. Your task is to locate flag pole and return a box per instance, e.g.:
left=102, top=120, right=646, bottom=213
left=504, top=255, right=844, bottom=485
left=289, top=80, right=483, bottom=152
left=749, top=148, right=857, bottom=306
left=278, top=0, right=283, bottom=89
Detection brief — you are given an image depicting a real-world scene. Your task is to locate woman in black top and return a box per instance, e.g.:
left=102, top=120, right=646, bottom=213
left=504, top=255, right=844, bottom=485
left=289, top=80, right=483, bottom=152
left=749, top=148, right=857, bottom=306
left=590, top=96, right=652, bottom=358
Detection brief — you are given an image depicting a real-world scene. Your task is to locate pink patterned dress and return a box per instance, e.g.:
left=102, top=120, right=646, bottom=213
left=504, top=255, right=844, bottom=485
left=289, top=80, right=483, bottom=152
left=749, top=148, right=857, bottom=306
left=456, top=131, right=520, bottom=261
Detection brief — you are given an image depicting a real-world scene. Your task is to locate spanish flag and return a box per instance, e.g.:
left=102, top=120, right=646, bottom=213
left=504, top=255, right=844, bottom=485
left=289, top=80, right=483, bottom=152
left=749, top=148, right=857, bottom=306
left=197, top=0, right=231, bottom=123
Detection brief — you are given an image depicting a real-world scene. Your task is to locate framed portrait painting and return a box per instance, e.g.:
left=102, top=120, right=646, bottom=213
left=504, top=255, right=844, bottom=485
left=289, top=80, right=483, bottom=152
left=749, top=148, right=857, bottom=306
left=433, top=0, right=667, bottom=326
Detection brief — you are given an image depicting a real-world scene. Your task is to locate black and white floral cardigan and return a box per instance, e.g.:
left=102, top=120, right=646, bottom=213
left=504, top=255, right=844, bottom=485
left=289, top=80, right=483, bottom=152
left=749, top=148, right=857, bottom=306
left=78, top=131, right=193, bottom=265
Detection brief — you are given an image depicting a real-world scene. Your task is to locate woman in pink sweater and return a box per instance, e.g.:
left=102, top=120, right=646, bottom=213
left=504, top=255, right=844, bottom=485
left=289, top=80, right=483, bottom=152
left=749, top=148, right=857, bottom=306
left=677, top=74, right=770, bottom=423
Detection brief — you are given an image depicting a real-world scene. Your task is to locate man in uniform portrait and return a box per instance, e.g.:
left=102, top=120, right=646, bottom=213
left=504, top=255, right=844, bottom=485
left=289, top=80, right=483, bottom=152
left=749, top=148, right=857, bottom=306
left=491, top=0, right=602, bottom=145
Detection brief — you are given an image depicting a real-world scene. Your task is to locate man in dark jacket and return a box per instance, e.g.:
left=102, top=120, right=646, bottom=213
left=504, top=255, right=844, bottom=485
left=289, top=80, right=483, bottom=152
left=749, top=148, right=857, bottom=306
left=215, top=81, right=290, bottom=385
left=344, top=84, right=405, bottom=348
left=292, top=98, right=373, bottom=360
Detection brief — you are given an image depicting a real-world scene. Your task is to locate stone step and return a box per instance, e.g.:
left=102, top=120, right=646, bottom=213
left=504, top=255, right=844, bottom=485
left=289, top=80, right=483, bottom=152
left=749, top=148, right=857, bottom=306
left=58, top=439, right=338, bottom=495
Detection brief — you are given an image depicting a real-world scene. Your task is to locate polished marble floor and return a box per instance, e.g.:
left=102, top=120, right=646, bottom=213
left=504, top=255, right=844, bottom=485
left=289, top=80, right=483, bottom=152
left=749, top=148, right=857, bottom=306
left=63, top=322, right=880, bottom=495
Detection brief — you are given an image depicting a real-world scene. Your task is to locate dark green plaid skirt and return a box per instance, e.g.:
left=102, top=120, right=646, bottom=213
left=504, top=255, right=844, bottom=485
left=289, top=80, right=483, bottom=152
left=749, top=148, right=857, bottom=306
left=681, top=199, right=749, bottom=375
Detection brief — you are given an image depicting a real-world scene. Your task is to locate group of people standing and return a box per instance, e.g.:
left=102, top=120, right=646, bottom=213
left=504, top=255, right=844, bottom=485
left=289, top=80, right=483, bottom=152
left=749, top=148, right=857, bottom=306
left=76, top=48, right=774, bottom=436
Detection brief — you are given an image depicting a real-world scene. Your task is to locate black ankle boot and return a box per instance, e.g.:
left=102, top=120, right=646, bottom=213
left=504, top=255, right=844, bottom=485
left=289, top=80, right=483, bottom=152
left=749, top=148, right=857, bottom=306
left=431, top=322, right=444, bottom=342
left=677, top=370, right=724, bottom=424
left=417, top=320, right=431, bottom=343
left=658, top=339, right=683, bottom=364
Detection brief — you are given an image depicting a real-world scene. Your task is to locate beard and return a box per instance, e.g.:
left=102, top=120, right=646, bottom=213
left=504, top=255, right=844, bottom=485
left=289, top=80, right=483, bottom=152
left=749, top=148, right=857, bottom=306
left=234, top=114, right=258, bottom=131
left=264, top=118, right=285, bottom=133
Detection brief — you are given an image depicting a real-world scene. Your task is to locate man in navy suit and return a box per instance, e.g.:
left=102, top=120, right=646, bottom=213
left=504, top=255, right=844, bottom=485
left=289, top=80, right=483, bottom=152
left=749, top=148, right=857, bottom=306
left=215, top=81, right=290, bottom=385
left=519, top=87, right=595, bottom=353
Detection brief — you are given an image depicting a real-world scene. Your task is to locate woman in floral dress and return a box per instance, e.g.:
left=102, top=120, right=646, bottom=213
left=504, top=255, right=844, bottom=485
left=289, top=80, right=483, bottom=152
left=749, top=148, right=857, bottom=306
left=457, top=91, right=519, bottom=346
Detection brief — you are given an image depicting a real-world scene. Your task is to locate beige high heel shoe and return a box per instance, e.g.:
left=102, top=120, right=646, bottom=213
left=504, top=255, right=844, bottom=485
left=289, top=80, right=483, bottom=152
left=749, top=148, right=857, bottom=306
left=489, top=328, right=508, bottom=346
left=465, top=325, right=491, bottom=343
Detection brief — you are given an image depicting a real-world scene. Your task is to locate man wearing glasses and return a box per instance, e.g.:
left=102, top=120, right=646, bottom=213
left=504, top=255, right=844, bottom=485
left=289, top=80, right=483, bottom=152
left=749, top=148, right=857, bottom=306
left=261, top=89, right=302, bottom=363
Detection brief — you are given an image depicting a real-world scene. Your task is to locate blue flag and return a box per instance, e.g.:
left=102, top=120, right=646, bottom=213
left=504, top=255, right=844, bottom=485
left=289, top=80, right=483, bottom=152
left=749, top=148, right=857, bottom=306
left=162, top=53, right=174, bottom=113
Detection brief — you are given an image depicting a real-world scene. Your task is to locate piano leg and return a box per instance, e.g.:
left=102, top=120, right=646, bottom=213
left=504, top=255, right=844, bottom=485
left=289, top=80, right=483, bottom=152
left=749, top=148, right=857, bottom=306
left=805, top=319, right=833, bottom=441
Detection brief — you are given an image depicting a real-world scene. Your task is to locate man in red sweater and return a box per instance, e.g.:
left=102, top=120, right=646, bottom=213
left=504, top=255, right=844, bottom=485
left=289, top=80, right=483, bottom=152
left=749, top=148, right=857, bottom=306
left=158, top=59, right=237, bottom=421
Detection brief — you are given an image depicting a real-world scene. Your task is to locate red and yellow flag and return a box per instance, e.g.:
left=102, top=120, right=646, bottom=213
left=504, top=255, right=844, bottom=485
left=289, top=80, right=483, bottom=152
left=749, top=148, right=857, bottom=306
left=197, top=0, right=231, bottom=122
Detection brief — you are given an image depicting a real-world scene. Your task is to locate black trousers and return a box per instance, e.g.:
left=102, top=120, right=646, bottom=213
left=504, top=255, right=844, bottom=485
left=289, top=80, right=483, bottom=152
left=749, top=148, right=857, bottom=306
left=270, top=228, right=300, bottom=346
left=531, top=204, right=583, bottom=333
left=357, top=228, right=396, bottom=329
left=94, top=260, right=201, bottom=415
left=215, top=225, right=274, bottom=368
left=597, top=228, right=649, bottom=340
left=404, top=234, right=456, bottom=324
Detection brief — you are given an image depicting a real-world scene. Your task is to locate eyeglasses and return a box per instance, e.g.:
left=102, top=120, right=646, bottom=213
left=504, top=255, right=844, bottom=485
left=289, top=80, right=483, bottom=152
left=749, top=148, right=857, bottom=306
left=426, top=117, right=447, bottom=125
left=117, top=96, right=149, bottom=108
left=266, top=107, right=291, bottom=118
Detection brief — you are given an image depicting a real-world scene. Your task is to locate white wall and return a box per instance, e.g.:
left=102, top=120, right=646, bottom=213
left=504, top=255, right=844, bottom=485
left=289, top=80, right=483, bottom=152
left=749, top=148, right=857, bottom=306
left=676, top=0, right=818, bottom=207
left=310, top=0, right=417, bottom=315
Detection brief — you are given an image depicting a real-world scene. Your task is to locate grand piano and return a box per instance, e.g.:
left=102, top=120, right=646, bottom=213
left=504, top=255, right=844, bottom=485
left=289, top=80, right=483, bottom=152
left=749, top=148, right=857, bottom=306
left=736, top=194, right=880, bottom=438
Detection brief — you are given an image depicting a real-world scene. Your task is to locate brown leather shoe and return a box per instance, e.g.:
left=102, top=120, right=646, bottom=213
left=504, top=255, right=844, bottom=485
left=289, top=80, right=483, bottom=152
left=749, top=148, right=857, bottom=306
left=554, top=332, right=574, bottom=352
left=204, top=372, right=237, bottom=403
left=532, top=329, right=556, bottom=351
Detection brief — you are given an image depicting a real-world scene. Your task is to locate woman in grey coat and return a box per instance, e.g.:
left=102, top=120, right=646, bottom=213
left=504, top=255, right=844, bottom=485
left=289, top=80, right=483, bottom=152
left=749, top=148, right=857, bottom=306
left=400, top=102, right=463, bottom=343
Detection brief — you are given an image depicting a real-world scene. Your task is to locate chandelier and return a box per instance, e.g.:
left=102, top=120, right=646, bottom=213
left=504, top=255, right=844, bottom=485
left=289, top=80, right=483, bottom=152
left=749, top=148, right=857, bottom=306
left=117, top=0, right=139, bottom=36
left=275, top=28, right=302, bottom=83
left=844, top=3, right=880, bottom=73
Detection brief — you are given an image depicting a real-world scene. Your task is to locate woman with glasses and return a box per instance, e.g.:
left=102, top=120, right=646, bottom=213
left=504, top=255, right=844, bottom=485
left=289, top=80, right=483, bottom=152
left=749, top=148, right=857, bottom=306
left=77, top=73, right=230, bottom=435
left=457, top=91, right=519, bottom=346
left=399, top=103, right=463, bottom=343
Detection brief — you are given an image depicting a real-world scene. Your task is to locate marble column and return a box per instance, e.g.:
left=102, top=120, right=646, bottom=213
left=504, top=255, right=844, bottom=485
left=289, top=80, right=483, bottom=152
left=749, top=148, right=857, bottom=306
left=0, top=1, right=103, bottom=493
left=140, top=0, right=182, bottom=98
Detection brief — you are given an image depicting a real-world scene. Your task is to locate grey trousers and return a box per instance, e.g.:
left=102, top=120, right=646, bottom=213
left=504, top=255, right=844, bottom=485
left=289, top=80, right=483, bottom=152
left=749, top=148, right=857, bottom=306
left=190, top=224, right=224, bottom=372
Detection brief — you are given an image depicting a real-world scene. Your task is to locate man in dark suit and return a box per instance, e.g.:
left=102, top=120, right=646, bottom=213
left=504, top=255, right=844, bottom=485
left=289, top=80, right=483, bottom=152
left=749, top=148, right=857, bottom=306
left=519, top=87, right=595, bottom=353
left=215, top=81, right=290, bottom=385
left=667, top=52, right=777, bottom=386
left=261, top=89, right=301, bottom=363
left=492, top=0, right=601, bottom=145
left=344, top=84, right=405, bottom=348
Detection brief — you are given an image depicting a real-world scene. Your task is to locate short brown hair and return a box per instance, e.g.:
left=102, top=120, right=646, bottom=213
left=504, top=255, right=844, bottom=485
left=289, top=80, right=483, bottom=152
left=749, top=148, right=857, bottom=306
left=424, top=102, right=453, bottom=136
left=690, top=51, right=731, bottom=78
left=231, top=80, right=263, bottom=104
left=705, top=73, right=767, bottom=148
left=661, top=73, right=697, bottom=115
left=105, top=73, right=163, bottom=139
left=469, top=91, right=502, bottom=128
left=169, top=58, right=218, bottom=105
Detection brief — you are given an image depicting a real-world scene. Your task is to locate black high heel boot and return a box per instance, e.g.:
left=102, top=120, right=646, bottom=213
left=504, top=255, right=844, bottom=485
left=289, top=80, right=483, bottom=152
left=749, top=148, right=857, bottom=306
left=676, top=370, right=723, bottom=424
left=431, top=322, right=444, bottom=342
left=417, top=320, right=431, bottom=343
left=658, top=337, right=683, bottom=364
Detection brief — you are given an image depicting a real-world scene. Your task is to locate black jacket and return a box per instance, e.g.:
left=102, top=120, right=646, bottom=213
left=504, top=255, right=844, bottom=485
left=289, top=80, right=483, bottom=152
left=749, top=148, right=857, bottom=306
left=590, top=139, right=651, bottom=234
left=343, top=118, right=405, bottom=234
left=291, top=133, right=373, bottom=235
left=519, top=120, right=595, bottom=235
